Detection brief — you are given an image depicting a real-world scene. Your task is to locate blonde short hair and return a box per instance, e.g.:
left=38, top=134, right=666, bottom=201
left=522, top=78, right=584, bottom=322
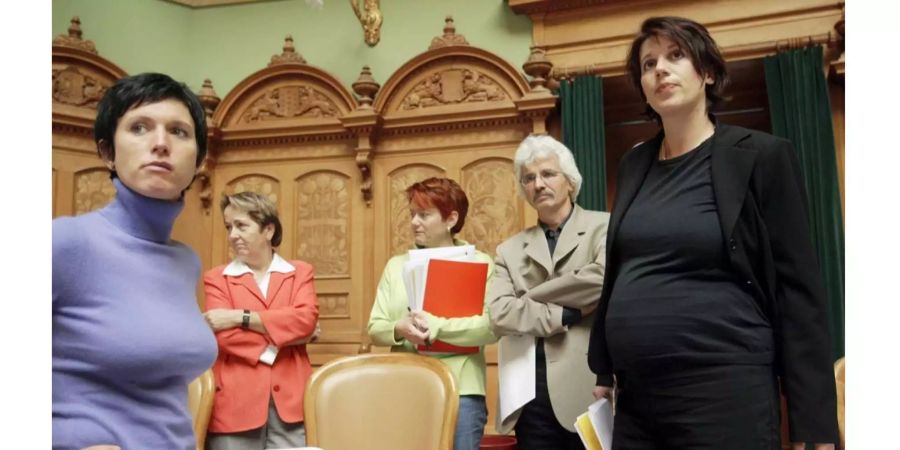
left=220, top=191, right=283, bottom=247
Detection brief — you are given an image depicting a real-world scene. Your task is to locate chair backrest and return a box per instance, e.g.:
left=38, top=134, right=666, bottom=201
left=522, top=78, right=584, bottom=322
left=834, top=357, right=845, bottom=449
left=304, top=352, right=459, bottom=450
left=187, top=369, right=215, bottom=450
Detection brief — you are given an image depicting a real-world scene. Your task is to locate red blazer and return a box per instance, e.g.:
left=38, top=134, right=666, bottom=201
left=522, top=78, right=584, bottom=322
left=203, top=259, right=319, bottom=433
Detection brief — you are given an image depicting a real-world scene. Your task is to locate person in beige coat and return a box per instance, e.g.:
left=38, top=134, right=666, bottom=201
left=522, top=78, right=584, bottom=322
left=488, top=134, right=610, bottom=450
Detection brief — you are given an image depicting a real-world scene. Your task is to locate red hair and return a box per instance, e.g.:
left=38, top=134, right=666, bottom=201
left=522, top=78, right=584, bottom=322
left=405, top=177, right=468, bottom=234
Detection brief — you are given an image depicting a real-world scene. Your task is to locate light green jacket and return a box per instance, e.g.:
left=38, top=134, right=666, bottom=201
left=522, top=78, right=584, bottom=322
left=367, top=240, right=498, bottom=396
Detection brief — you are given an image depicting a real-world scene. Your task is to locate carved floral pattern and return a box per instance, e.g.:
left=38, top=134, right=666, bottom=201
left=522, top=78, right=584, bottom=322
left=318, top=293, right=350, bottom=318
left=74, top=169, right=115, bottom=214
left=241, top=86, right=338, bottom=123
left=296, top=172, right=350, bottom=276
left=225, top=175, right=279, bottom=207
left=389, top=165, right=445, bottom=255
left=52, top=66, right=107, bottom=108
left=460, top=159, right=520, bottom=257
left=400, top=69, right=506, bottom=110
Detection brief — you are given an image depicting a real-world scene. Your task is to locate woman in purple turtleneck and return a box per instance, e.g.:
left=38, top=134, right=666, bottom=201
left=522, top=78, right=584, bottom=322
left=52, top=73, right=218, bottom=450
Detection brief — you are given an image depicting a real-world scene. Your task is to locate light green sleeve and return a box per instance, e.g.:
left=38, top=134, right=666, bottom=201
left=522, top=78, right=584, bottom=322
left=367, top=257, right=410, bottom=348
left=424, top=252, right=499, bottom=347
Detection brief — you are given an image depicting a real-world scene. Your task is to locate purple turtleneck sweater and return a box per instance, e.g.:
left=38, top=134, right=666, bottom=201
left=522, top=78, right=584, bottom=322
left=52, top=179, right=218, bottom=450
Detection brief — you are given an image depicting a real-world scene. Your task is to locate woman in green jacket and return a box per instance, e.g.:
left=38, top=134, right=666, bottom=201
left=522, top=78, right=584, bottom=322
left=367, top=176, right=498, bottom=450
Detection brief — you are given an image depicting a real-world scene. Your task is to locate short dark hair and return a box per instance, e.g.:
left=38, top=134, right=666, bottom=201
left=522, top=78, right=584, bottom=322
left=94, top=73, right=208, bottom=177
left=406, top=177, right=469, bottom=235
left=626, top=16, right=729, bottom=123
left=220, top=191, right=283, bottom=247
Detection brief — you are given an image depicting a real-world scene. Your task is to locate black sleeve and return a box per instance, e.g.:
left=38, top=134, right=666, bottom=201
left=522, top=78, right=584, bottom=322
left=561, top=307, right=582, bottom=326
left=757, top=136, right=839, bottom=443
left=587, top=147, right=638, bottom=387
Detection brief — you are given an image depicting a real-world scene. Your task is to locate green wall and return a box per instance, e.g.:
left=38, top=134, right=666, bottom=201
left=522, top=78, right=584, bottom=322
left=52, top=0, right=192, bottom=80
left=52, top=0, right=532, bottom=98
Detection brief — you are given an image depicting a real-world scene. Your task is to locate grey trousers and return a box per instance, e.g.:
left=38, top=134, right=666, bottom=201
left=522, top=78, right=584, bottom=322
left=206, top=397, right=306, bottom=450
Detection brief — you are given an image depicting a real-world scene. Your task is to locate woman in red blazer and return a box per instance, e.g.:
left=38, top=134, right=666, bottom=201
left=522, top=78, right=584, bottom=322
left=202, top=191, right=320, bottom=450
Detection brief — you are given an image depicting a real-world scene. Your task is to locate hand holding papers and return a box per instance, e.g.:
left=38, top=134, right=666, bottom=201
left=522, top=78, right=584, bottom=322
left=401, top=245, right=488, bottom=354
left=574, top=398, right=614, bottom=450
left=394, top=311, right=430, bottom=346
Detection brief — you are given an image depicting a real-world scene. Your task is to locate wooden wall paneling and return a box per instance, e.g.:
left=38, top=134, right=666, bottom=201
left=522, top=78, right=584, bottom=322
left=52, top=17, right=128, bottom=219
left=208, top=36, right=368, bottom=365
left=364, top=17, right=558, bottom=435
left=514, top=0, right=844, bottom=77
left=514, top=1, right=845, bottom=209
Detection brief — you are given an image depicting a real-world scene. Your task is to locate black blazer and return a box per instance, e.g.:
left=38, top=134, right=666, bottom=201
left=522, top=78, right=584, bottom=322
left=587, top=123, right=839, bottom=443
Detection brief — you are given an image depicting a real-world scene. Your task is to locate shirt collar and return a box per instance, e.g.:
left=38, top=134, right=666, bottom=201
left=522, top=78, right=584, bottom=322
left=223, top=253, right=295, bottom=276
left=539, top=203, right=574, bottom=234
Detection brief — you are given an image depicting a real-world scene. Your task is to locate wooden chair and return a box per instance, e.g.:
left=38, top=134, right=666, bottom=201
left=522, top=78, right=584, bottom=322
left=186, top=369, right=215, bottom=450
left=834, top=357, right=845, bottom=449
left=304, top=353, right=459, bottom=450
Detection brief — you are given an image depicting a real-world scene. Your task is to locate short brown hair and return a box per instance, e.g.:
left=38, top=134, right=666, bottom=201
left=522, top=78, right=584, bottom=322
left=626, top=16, right=729, bottom=123
left=220, top=191, right=283, bottom=247
left=405, top=177, right=469, bottom=235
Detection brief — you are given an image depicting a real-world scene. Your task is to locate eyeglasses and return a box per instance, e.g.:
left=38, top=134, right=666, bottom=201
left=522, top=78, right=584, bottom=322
left=520, top=170, right=562, bottom=186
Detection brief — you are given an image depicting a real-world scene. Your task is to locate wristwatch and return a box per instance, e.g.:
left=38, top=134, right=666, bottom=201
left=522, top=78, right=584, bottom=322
left=241, top=309, right=251, bottom=329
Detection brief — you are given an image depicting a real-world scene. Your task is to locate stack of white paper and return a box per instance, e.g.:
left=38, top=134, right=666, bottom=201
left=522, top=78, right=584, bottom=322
left=574, top=397, right=614, bottom=450
left=402, top=244, right=475, bottom=310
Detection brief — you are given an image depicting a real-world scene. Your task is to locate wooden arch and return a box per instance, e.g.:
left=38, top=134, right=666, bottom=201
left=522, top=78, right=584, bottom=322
left=212, top=38, right=358, bottom=136
left=52, top=16, right=128, bottom=218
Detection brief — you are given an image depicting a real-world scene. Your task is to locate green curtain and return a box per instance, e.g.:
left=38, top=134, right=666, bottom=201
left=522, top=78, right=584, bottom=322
left=560, top=75, right=607, bottom=211
left=764, top=46, right=844, bottom=361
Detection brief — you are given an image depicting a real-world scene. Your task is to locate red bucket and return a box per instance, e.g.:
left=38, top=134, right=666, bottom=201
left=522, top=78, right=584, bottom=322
left=480, top=434, right=517, bottom=450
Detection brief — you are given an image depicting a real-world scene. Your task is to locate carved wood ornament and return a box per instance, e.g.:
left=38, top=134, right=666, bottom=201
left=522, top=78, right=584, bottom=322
left=350, top=0, right=383, bottom=47
left=52, top=16, right=128, bottom=218
left=55, top=17, right=558, bottom=433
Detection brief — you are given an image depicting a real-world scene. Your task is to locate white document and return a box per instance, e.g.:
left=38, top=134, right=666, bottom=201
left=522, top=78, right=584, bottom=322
left=407, top=244, right=475, bottom=262
left=402, top=260, right=425, bottom=310
left=497, top=334, right=536, bottom=432
left=403, top=245, right=476, bottom=310
left=588, top=397, right=614, bottom=450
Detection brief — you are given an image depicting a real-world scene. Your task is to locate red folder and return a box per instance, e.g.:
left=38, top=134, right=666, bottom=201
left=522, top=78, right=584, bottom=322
left=417, top=258, right=489, bottom=354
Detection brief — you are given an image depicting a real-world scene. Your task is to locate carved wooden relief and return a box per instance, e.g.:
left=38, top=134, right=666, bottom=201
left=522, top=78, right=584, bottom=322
left=460, top=159, right=521, bottom=257
left=224, top=174, right=280, bottom=207
left=400, top=69, right=507, bottom=110
left=295, top=171, right=350, bottom=277
left=388, top=165, right=445, bottom=255
left=429, top=16, right=469, bottom=50
left=241, top=86, right=339, bottom=123
left=52, top=66, right=108, bottom=108
left=318, top=293, right=350, bottom=319
left=74, top=169, right=115, bottom=214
